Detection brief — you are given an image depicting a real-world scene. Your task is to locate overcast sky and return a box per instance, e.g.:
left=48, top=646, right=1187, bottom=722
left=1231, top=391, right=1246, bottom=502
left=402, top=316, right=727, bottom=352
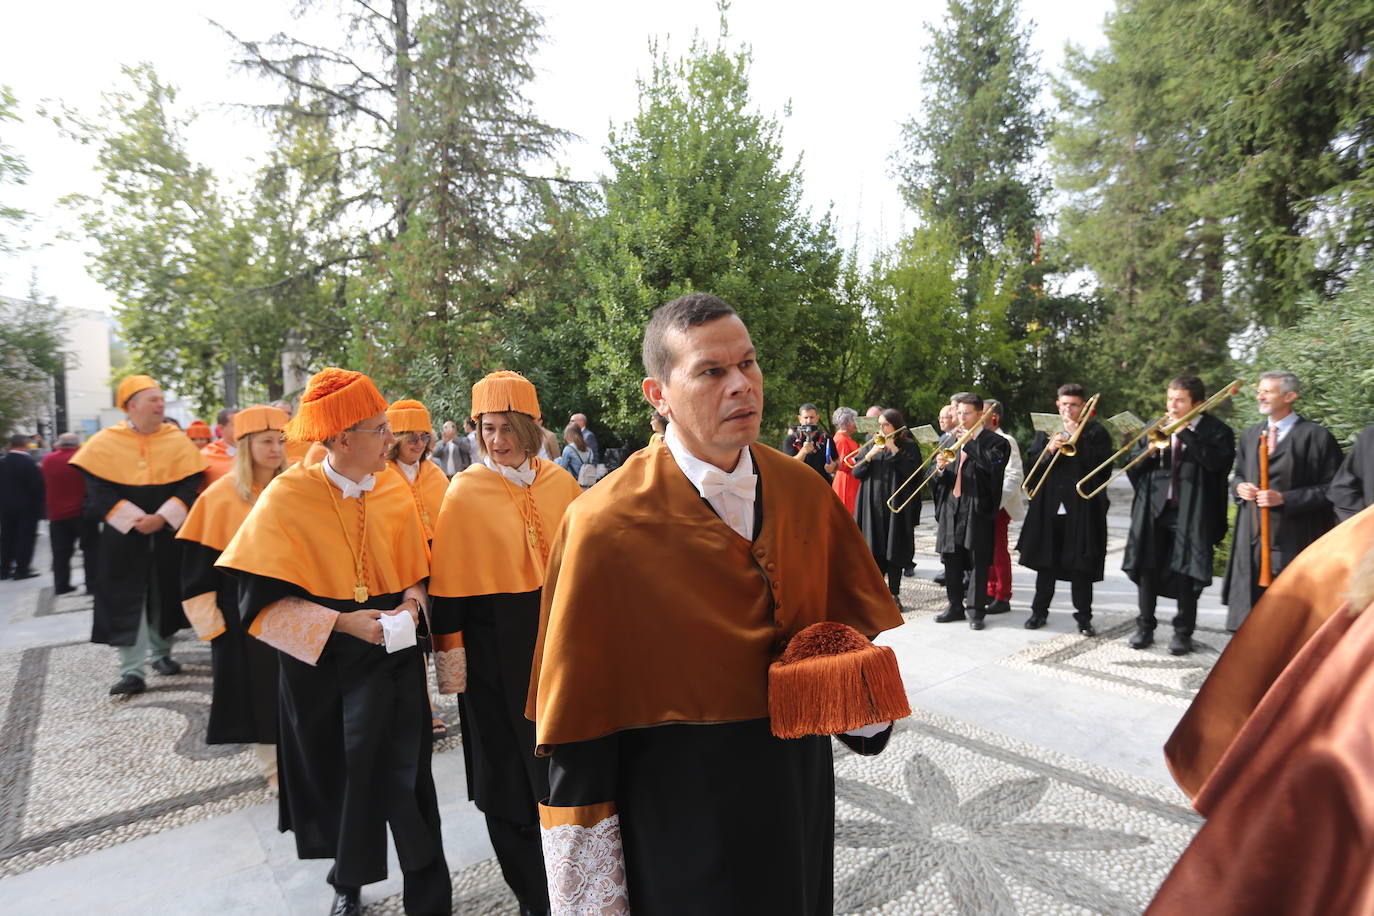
left=0, top=0, right=1115, bottom=310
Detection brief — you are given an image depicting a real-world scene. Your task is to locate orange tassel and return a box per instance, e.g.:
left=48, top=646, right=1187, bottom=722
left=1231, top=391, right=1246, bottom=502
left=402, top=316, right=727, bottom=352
left=768, top=621, right=911, bottom=739
left=285, top=368, right=389, bottom=442
left=387, top=399, right=433, bottom=434
left=471, top=370, right=542, bottom=423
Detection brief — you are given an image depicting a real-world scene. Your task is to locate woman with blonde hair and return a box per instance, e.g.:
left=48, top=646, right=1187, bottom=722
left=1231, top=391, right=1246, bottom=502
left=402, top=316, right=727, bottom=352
left=428, top=371, right=582, bottom=915
left=384, top=399, right=448, bottom=543
left=176, top=404, right=289, bottom=787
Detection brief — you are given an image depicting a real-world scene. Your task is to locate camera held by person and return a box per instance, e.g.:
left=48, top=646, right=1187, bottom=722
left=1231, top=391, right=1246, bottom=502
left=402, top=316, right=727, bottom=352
left=782, top=404, right=833, bottom=482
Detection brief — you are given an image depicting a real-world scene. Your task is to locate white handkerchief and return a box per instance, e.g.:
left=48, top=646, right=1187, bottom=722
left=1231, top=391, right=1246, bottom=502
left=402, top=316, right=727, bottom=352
left=380, top=611, right=417, bottom=654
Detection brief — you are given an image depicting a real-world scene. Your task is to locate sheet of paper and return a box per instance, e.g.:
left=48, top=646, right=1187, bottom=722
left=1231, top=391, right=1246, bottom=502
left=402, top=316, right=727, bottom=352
left=380, top=610, right=417, bottom=654
left=1104, top=411, right=1146, bottom=439
left=1030, top=412, right=1063, bottom=437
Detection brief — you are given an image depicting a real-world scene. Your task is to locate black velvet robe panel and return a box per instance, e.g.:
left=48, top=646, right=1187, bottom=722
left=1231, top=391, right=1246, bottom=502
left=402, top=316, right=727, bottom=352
left=237, top=573, right=443, bottom=889
left=1328, top=425, right=1373, bottom=522
left=1017, top=420, right=1113, bottom=581
left=83, top=471, right=203, bottom=645
left=1222, top=417, right=1343, bottom=628
left=180, top=541, right=278, bottom=744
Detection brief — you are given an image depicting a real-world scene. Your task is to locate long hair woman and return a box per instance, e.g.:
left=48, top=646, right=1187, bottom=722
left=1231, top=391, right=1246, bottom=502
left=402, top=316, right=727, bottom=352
left=176, top=404, right=289, bottom=787
left=851, top=407, right=923, bottom=607
left=426, top=371, right=583, bottom=914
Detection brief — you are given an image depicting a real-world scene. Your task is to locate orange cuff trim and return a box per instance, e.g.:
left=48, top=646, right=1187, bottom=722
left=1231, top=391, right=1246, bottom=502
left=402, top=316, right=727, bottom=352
left=105, top=500, right=143, bottom=534
left=433, top=631, right=464, bottom=652
left=183, top=592, right=226, bottom=641
left=539, top=801, right=618, bottom=830
left=156, top=497, right=189, bottom=530
left=248, top=597, right=338, bottom=666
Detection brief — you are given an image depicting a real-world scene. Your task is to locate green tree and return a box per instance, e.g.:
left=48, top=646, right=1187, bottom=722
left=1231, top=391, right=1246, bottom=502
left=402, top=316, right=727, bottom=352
left=0, top=289, right=67, bottom=434
left=581, top=24, right=848, bottom=441
left=895, top=0, right=1046, bottom=277
left=0, top=85, right=27, bottom=254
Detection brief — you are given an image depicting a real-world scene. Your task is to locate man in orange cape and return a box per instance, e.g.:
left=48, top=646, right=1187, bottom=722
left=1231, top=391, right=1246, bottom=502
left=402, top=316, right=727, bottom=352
left=71, top=375, right=207, bottom=695
left=1148, top=513, right=1374, bottom=915
left=200, top=407, right=239, bottom=485
left=216, top=368, right=448, bottom=916
left=527, top=295, right=905, bottom=914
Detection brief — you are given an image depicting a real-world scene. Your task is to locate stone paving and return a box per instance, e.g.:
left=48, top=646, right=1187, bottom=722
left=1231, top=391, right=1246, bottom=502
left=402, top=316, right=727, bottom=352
left=0, top=482, right=1222, bottom=914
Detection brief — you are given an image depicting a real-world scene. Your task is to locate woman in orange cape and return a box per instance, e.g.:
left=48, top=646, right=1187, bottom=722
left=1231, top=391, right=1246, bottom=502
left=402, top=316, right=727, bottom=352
left=427, top=371, right=582, bottom=916
left=176, top=405, right=288, bottom=785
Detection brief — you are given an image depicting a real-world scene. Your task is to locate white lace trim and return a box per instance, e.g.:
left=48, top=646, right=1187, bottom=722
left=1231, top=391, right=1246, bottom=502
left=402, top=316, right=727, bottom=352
left=543, top=813, right=631, bottom=915
left=434, top=646, right=467, bottom=693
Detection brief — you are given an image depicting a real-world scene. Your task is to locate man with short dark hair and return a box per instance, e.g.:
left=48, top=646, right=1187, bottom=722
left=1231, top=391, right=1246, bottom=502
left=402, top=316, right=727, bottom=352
left=932, top=393, right=1010, bottom=630
left=782, top=402, right=833, bottom=482
left=1222, top=370, right=1343, bottom=629
left=41, top=432, right=98, bottom=594
left=530, top=292, right=903, bottom=913
left=1123, top=376, right=1235, bottom=654
left=0, top=432, right=44, bottom=580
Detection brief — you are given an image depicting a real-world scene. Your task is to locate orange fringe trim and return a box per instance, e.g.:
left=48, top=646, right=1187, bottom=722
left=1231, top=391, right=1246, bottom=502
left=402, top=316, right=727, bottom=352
left=768, top=622, right=911, bottom=739
left=471, top=370, right=541, bottom=422
left=285, top=368, right=388, bottom=442
left=387, top=399, right=432, bottom=434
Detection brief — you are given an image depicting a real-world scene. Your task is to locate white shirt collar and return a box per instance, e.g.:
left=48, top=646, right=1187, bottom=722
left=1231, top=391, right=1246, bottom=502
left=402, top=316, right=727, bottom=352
left=322, top=455, right=376, bottom=500
left=483, top=455, right=536, bottom=488
left=664, top=424, right=757, bottom=540
left=1270, top=412, right=1299, bottom=433
left=397, top=458, right=419, bottom=483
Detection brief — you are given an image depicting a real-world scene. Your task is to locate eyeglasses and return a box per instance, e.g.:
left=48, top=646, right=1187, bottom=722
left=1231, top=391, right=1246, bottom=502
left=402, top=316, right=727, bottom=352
left=349, top=423, right=392, bottom=437
left=409, top=433, right=432, bottom=443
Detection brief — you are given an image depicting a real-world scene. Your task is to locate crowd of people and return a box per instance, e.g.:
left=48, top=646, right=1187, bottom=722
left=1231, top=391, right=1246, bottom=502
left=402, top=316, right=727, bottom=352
left=2, top=294, right=1373, bottom=914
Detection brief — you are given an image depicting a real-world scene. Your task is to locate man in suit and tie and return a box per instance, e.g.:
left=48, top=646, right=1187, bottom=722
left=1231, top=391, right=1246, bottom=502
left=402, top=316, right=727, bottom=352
left=1222, top=370, right=1343, bottom=630
left=0, top=433, right=45, bottom=580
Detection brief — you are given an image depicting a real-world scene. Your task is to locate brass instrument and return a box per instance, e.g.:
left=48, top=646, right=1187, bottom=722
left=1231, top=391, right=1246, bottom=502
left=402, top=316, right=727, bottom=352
left=1022, top=393, right=1101, bottom=502
left=842, top=426, right=908, bottom=469
left=887, top=409, right=991, bottom=513
left=1075, top=379, right=1243, bottom=500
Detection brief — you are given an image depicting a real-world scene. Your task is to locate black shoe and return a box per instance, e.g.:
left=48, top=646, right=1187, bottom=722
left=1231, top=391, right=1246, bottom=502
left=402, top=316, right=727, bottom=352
left=934, top=606, right=966, bottom=623
left=13, top=569, right=38, bottom=580
left=55, top=585, right=76, bottom=595
left=933, top=573, right=947, bottom=586
left=1078, top=623, right=1097, bottom=637
left=150, top=656, right=182, bottom=676
left=1128, top=629, right=1154, bottom=650
left=109, top=674, right=146, bottom=696
left=902, top=565, right=916, bottom=578
left=329, top=889, right=361, bottom=916
left=968, top=617, right=985, bottom=631
left=1169, top=632, right=1194, bottom=656
left=986, top=599, right=1011, bottom=615
left=1023, top=614, right=1047, bottom=630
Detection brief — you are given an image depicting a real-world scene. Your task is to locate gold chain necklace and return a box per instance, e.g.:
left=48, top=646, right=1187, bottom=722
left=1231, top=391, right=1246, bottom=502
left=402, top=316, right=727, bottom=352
left=494, top=459, right=548, bottom=563
left=319, top=466, right=370, bottom=603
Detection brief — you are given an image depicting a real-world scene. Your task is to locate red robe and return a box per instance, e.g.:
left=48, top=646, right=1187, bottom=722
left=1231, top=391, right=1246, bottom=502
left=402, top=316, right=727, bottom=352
left=831, top=430, right=860, bottom=514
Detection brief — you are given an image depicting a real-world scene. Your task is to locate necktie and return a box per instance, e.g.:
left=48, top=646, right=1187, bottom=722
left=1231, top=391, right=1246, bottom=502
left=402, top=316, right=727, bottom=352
left=1268, top=424, right=1278, bottom=452
left=952, top=450, right=968, bottom=498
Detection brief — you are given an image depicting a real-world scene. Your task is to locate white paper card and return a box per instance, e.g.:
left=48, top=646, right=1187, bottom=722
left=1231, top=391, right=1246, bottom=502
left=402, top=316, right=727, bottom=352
left=380, top=610, right=417, bottom=653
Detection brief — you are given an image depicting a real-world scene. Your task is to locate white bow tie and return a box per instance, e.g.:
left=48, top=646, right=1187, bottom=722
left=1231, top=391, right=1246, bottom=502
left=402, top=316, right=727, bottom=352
left=485, top=456, right=536, bottom=488
left=700, top=468, right=757, bottom=502
left=338, top=476, right=375, bottom=500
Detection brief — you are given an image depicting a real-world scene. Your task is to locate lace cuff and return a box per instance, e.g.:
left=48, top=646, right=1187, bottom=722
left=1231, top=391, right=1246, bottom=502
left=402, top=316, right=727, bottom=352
left=247, top=597, right=339, bottom=665
left=105, top=499, right=143, bottom=534
left=183, top=591, right=226, bottom=641
left=155, top=497, right=189, bottom=530
left=433, top=631, right=466, bottom=693
left=540, top=802, right=630, bottom=915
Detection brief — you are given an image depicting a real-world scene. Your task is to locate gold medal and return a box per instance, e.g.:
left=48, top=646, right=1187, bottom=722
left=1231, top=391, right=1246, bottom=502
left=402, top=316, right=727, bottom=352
left=354, top=584, right=369, bottom=603
left=138, top=459, right=148, bottom=469
left=527, top=523, right=538, bottom=548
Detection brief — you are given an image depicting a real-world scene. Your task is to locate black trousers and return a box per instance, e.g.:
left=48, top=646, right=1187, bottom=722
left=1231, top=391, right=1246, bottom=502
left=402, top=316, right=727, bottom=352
left=329, top=852, right=452, bottom=916
left=49, top=516, right=98, bottom=591
left=1031, top=569, right=1094, bottom=623
left=0, top=510, right=39, bottom=576
left=942, top=546, right=990, bottom=617
left=1135, top=512, right=1199, bottom=635
left=875, top=559, right=903, bottom=597
left=485, top=811, right=550, bottom=914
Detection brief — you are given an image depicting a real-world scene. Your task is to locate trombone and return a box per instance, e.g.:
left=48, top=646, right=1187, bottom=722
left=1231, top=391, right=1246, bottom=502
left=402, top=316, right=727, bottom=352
left=842, top=426, right=908, bottom=469
left=887, top=410, right=991, bottom=513
left=1075, top=379, right=1243, bottom=500
left=1021, top=393, right=1101, bottom=502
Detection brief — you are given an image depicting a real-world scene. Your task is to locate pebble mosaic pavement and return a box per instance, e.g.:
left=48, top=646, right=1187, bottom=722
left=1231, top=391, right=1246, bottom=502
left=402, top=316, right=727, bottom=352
left=3, top=494, right=1220, bottom=914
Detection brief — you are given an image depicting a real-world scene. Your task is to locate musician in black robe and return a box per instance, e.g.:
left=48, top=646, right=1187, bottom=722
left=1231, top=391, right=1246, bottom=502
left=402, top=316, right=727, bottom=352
left=851, top=408, right=922, bottom=604
left=1222, top=371, right=1343, bottom=630
left=1123, top=376, right=1236, bottom=655
left=1330, top=425, right=1374, bottom=521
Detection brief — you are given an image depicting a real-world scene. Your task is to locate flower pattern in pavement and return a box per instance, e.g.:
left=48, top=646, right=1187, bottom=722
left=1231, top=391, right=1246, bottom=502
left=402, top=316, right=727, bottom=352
left=835, top=751, right=1148, bottom=915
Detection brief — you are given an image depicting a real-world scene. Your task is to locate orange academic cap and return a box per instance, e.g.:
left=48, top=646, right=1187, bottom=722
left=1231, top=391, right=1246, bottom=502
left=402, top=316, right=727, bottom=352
left=471, top=371, right=541, bottom=424
left=116, top=375, right=158, bottom=411
left=387, top=399, right=433, bottom=435
left=233, top=405, right=290, bottom=439
left=284, top=368, right=388, bottom=442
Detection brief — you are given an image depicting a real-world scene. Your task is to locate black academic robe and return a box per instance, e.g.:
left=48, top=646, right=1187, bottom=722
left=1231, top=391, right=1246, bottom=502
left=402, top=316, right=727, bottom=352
left=851, top=437, right=922, bottom=568
left=430, top=590, right=547, bottom=825
left=1222, top=417, right=1343, bottom=628
left=934, top=429, right=1010, bottom=558
left=1330, top=426, right=1374, bottom=522
left=84, top=472, right=202, bottom=645
left=1122, top=414, right=1235, bottom=597
left=180, top=542, right=278, bottom=744
left=237, top=575, right=443, bottom=889
left=1017, top=421, right=1113, bottom=581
